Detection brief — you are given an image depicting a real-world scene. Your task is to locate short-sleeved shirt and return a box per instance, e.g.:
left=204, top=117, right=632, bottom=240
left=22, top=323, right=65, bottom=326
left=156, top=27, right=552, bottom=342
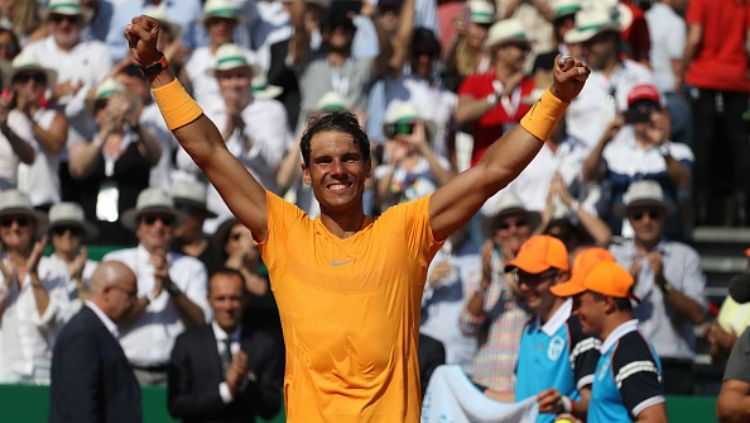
left=724, top=327, right=750, bottom=382
left=685, top=0, right=750, bottom=92
left=515, top=299, right=600, bottom=423
left=589, top=320, right=664, bottom=423
left=458, top=72, right=536, bottom=166
left=258, top=191, right=444, bottom=422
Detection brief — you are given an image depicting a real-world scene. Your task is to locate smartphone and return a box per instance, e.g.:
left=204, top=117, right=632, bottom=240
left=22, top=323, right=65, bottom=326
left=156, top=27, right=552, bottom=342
left=624, top=101, right=657, bottom=124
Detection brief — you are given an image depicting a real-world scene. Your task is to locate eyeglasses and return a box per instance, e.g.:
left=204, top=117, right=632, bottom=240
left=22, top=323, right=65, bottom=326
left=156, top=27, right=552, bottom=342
left=13, top=72, right=46, bottom=85
left=109, top=285, right=137, bottom=299
left=50, top=14, right=81, bottom=24
left=52, top=225, right=82, bottom=236
left=0, top=215, right=31, bottom=228
left=497, top=218, right=528, bottom=231
left=630, top=209, right=663, bottom=221
left=141, top=215, right=175, bottom=226
left=515, top=269, right=559, bottom=286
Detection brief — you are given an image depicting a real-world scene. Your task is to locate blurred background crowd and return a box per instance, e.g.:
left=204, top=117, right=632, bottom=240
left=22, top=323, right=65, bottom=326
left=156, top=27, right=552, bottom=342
left=1, top=0, right=749, bottom=419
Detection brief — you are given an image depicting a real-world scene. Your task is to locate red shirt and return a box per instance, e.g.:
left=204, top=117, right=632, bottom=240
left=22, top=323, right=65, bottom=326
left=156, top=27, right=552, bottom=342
left=686, top=0, right=750, bottom=92
left=458, top=72, right=535, bottom=166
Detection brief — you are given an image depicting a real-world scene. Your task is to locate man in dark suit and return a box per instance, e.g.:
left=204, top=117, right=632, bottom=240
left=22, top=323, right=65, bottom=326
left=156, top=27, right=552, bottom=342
left=168, top=268, right=283, bottom=422
left=49, top=261, right=142, bottom=423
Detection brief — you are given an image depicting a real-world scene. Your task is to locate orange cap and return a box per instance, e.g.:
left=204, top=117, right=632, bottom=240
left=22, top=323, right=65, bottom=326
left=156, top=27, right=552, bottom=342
left=505, top=235, right=569, bottom=274
left=745, top=247, right=750, bottom=257
left=567, top=247, right=616, bottom=287
left=551, top=261, right=637, bottom=300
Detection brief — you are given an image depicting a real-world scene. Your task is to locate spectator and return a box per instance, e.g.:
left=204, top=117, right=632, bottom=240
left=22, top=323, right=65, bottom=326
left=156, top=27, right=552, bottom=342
left=23, top=0, right=112, bottom=144
left=705, top=272, right=750, bottom=364
left=3, top=0, right=44, bottom=44
left=507, top=236, right=600, bottom=423
left=40, top=202, right=99, bottom=320
left=168, top=268, right=283, bottom=422
left=682, top=0, right=750, bottom=226
left=456, top=19, right=535, bottom=167
left=0, top=25, right=21, bottom=61
left=495, top=0, right=556, bottom=58
left=551, top=261, right=668, bottom=422
left=0, top=190, right=57, bottom=384
left=581, top=84, right=692, bottom=237
left=645, top=0, right=691, bottom=146
left=564, top=7, right=654, bottom=151
left=213, top=218, right=280, bottom=341
left=461, top=192, right=533, bottom=393
left=11, top=52, right=68, bottom=211
left=374, top=102, right=454, bottom=210
left=183, top=0, right=251, bottom=108
left=548, top=0, right=581, bottom=55
left=67, top=78, right=162, bottom=245
left=421, top=224, right=481, bottom=370
left=0, top=56, right=37, bottom=191
left=104, top=188, right=210, bottom=385
left=171, top=179, right=224, bottom=276
left=418, top=332, right=446, bottom=396
left=179, top=44, right=289, bottom=232
left=614, top=0, right=651, bottom=65
left=287, top=0, right=393, bottom=130
left=443, top=0, right=494, bottom=91
left=49, top=261, right=142, bottom=423
left=610, top=180, right=706, bottom=395
left=717, top=327, right=750, bottom=423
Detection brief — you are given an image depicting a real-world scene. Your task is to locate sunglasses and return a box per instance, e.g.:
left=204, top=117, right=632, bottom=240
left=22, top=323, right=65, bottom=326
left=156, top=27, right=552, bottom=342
left=383, top=121, right=415, bottom=138
left=50, top=14, right=81, bottom=24
left=630, top=209, right=663, bottom=221
left=497, top=218, right=528, bottom=230
left=52, top=225, right=82, bottom=236
left=0, top=215, right=31, bottom=228
left=140, top=215, right=175, bottom=226
left=14, top=72, right=46, bottom=85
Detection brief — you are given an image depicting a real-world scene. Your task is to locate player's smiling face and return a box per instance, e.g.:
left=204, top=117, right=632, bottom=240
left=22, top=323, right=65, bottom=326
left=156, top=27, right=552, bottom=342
left=302, top=130, right=371, bottom=213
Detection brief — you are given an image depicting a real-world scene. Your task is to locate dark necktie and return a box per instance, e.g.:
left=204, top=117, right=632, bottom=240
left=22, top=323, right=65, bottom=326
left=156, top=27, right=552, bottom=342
left=221, top=339, right=233, bottom=374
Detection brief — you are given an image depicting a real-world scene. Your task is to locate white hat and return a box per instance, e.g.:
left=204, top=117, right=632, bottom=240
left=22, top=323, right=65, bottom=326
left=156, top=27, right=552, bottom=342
left=0, top=190, right=48, bottom=230
left=206, top=44, right=261, bottom=77
left=617, top=180, right=676, bottom=216
left=10, top=52, right=57, bottom=87
left=551, top=0, right=582, bottom=19
left=202, top=0, right=241, bottom=23
left=481, top=191, right=539, bottom=234
left=85, top=78, right=125, bottom=115
left=315, top=91, right=350, bottom=112
left=121, top=188, right=184, bottom=230
left=484, top=19, right=530, bottom=50
left=383, top=101, right=437, bottom=142
left=48, top=202, right=98, bottom=240
left=563, top=8, right=620, bottom=44
left=172, top=179, right=217, bottom=218
left=467, top=0, right=495, bottom=24
left=143, top=4, right=183, bottom=41
left=251, top=73, right=282, bottom=100
left=45, top=0, right=94, bottom=22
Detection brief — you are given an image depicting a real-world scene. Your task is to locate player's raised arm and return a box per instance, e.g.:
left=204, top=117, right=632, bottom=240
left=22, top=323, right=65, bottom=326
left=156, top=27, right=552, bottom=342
left=125, top=16, right=269, bottom=241
left=429, top=56, right=590, bottom=241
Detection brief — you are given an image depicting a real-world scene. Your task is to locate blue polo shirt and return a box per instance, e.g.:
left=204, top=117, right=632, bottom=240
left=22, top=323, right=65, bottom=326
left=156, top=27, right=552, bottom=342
left=589, top=320, right=665, bottom=423
left=515, top=300, right=600, bottom=423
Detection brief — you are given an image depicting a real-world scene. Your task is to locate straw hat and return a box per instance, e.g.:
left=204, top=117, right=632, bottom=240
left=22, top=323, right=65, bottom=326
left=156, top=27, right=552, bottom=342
left=9, top=51, right=57, bottom=88
left=84, top=78, right=126, bottom=115
left=201, top=0, right=242, bottom=23
left=172, top=179, right=217, bottom=218
left=563, top=8, right=620, bottom=44
left=467, top=0, right=495, bottom=24
left=206, top=44, right=262, bottom=77
left=484, top=19, right=530, bottom=50
left=315, top=91, right=350, bottom=112
left=251, top=73, right=283, bottom=100
left=481, top=191, right=539, bottom=235
left=121, top=188, right=184, bottom=230
left=615, top=180, right=676, bottom=217
left=0, top=190, right=48, bottom=231
left=143, top=4, right=183, bottom=41
left=383, top=101, right=437, bottom=142
left=551, top=0, right=582, bottom=19
left=48, top=202, right=98, bottom=240
left=44, top=0, right=94, bottom=23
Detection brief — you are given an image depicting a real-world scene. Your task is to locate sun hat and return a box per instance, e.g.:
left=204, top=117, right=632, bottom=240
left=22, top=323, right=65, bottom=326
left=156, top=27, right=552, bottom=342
left=467, top=0, right=495, bottom=25
left=206, top=44, right=261, bottom=77
left=9, top=52, right=57, bottom=87
left=172, top=179, right=218, bottom=218
left=121, top=188, right=184, bottom=230
left=483, top=19, right=530, bottom=51
left=251, top=73, right=282, bottom=100
left=615, top=180, right=676, bottom=217
left=45, top=0, right=94, bottom=23
left=48, top=202, right=98, bottom=240
left=0, top=190, right=48, bottom=231
left=563, top=7, right=620, bottom=45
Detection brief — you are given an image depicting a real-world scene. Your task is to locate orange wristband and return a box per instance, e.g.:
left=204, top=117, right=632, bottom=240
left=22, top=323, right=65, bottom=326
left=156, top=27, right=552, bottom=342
left=151, top=78, right=203, bottom=130
left=520, top=89, right=568, bottom=142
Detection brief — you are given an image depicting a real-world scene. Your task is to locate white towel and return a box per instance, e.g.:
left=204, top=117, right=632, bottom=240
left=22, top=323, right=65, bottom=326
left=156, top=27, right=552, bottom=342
left=421, top=365, right=539, bottom=423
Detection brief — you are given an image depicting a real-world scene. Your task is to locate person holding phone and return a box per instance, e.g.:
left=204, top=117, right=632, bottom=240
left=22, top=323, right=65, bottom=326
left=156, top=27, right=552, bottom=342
left=581, top=84, right=692, bottom=238
left=168, top=268, right=283, bottom=422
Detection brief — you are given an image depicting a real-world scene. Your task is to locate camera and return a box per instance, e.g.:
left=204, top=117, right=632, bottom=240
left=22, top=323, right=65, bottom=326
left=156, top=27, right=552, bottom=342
left=625, top=100, right=658, bottom=124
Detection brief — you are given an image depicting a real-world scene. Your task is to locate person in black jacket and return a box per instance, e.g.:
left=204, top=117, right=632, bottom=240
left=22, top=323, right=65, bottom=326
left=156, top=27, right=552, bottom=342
left=49, top=261, right=142, bottom=423
left=168, top=268, right=283, bottom=422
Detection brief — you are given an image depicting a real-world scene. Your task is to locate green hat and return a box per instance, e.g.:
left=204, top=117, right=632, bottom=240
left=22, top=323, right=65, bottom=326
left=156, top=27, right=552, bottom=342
left=484, top=19, right=529, bottom=50
left=202, top=0, right=240, bottom=22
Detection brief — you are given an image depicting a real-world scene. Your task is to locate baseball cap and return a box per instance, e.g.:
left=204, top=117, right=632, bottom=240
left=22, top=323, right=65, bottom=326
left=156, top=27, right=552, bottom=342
left=627, top=84, right=661, bottom=107
left=551, top=261, right=638, bottom=301
left=505, top=235, right=569, bottom=274
left=564, top=247, right=615, bottom=288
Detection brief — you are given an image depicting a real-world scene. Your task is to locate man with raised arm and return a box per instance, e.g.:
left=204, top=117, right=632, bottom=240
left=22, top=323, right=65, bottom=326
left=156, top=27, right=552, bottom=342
left=124, top=15, right=590, bottom=423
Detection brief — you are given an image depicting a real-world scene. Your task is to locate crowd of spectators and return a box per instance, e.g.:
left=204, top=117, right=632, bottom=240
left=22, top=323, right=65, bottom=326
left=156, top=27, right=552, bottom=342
left=0, top=0, right=749, bottom=420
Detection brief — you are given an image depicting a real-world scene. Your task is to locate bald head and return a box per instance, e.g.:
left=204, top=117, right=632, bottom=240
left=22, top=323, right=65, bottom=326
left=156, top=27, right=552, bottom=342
left=89, top=261, right=138, bottom=323
left=90, top=261, right=136, bottom=293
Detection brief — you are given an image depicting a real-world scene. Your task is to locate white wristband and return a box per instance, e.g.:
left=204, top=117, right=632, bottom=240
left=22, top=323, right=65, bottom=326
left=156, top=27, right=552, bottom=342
left=560, top=396, right=573, bottom=413
left=486, top=93, right=498, bottom=107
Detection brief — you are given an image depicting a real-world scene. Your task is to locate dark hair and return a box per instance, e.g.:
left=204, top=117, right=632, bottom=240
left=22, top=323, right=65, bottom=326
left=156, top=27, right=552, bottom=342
left=208, top=267, right=247, bottom=294
left=412, top=27, right=441, bottom=58
left=591, top=292, right=633, bottom=311
left=299, top=111, right=371, bottom=166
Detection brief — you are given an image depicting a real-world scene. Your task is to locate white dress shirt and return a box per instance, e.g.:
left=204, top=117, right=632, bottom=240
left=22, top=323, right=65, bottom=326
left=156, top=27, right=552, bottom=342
left=0, top=255, right=84, bottom=384
left=0, top=110, right=35, bottom=190
left=212, top=321, right=243, bottom=403
left=17, top=109, right=61, bottom=206
left=104, top=245, right=210, bottom=367
left=85, top=300, right=119, bottom=337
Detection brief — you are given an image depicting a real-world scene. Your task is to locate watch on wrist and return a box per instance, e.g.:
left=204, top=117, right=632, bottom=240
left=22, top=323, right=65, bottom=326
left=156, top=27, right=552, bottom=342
left=140, top=54, right=169, bottom=78
left=166, top=281, right=180, bottom=296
